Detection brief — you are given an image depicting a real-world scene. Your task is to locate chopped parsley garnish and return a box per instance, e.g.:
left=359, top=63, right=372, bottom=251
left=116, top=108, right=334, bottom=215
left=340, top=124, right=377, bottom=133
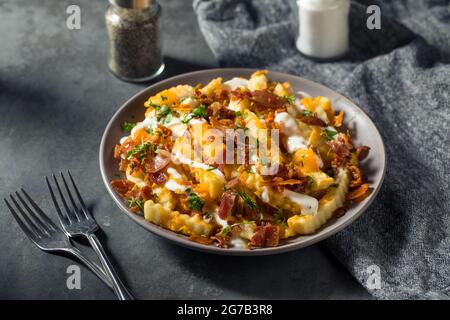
left=187, top=192, right=205, bottom=211
left=121, top=121, right=136, bottom=133
left=221, top=226, right=231, bottom=236
left=127, top=197, right=145, bottom=211
left=126, top=142, right=157, bottom=160
left=274, top=207, right=287, bottom=225
left=282, top=95, right=296, bottom=104
left=322, top=128, right=339, bottom=141
left=182, top=104, right=209, bottom=124
left=203, top=212, right=212, bottom=219
left=160, top=95, right=167, bottom=101
left=237, top=191, right=260, bottom=212
left=153, top=104, right=175, bottom=124
left=234, top=111, right=242, bottom=117
left=300, top=109, right=314, bottom=117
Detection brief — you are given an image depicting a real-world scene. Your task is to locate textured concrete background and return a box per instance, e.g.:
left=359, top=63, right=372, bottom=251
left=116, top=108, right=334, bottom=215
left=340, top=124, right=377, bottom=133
left=0, top=0, right=370, bottom=299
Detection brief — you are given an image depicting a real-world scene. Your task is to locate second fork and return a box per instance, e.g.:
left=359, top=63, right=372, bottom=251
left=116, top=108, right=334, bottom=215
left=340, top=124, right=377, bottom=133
left=46, top=171, right=134, bottom=300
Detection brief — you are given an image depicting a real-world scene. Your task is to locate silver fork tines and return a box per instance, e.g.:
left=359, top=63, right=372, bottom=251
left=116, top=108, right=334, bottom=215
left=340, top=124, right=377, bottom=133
left=4, top=188, right=112, bottom=289
left=46, top=171, right=133, bottom=300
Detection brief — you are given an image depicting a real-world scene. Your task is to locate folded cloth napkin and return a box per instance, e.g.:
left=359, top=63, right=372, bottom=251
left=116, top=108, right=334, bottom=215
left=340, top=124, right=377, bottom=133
left=194, top=0, right=450, bottom=299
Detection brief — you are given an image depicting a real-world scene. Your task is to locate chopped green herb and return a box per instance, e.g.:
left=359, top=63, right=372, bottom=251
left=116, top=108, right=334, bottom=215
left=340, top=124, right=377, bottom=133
left=322, top=128, right=339, bottom=141
left=121, top=121, right=135, bottom=133
left=146, top=128, right=154, bottom=135
left=221, top=226, right=231, bottom=236
left=155, top=105, right=173, bottom=123
left=160, top=95, right=167, bottom=101
left=237, top=191, right=260, bottom=212
left=306, top=175, right=314, bottom=186
left=127, top=197, right=145, bottom=211
left=282, top=95, right=296, bottom=104
left=126, top=142, right=157, bottom=160
left=187, top=193, right=205, bottom=211
left=274, top=207, right=287, bottom=225
left=203, top=212, right=212, bottom=219
left=300, top=109, right=314, bottom=117
left=234, top=111, right=242, bottom=117
left=162, top=113, right=173, bottom=124
left=182, top=104, right=209, bottom=124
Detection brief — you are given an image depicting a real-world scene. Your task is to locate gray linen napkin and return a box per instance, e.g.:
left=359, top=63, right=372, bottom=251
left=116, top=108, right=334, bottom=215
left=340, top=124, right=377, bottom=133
left=194, top=0, right=450, bottom=299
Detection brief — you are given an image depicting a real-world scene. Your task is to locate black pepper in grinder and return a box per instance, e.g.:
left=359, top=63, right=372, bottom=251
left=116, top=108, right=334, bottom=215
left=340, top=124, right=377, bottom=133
left=106, top=0, right=164, bottom=82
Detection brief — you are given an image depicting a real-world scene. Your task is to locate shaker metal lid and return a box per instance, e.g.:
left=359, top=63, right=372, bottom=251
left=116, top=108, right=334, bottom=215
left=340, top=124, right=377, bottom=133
left=109, top=0, right=153, bottom=9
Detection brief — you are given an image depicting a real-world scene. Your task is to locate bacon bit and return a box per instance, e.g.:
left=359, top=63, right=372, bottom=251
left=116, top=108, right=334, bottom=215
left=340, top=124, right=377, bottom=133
left=149, top=171, right=168, bottom=185
left=347, top=183, right=370, bottom=200
left=333, top=206, right=347, bottom=218
left=218, top=107, right=236, bottom=120
left=334, top=111, right=344, bottom=127
left=348, top=165, right=363, bottom=188
left=111, top=180, right=135, bottom=197
left=189, top=235, right=215, bottom=245
left=328, top=138, right=352, bottom=167
left=298, top=114, right=327, bottom=127
left=140, top=185, right=153, bottom=200
left=218, top=118, right=235, bottom=127
left=219, top=190, right=238, bottom=219
left=212, top=235, right=230, bottom=248
left=230, top=88, right=251, bottom=101
left=355, top=146, right=370, bottom=161
left=250, top=224, right=279, bottom=248
left=225, top=178, right=239, bottom=189
left=119, top=159, right=128, bottom=172
left=351, top=187, right=372, bottom=203
left=231, top=225, right=242, bottom=237
left=114, top=145, right=122, bottom=158
left=250, top=90, right=286, bottom=109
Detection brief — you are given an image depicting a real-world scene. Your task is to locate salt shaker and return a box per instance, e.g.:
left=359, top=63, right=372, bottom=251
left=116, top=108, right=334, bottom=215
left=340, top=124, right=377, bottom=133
left=296, top=0, right=350, bottom=60
left=106, top=0, right=164, bottom=82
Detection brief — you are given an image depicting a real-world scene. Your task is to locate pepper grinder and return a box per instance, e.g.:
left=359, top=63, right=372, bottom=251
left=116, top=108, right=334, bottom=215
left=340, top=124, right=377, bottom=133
left=105, top=0, right=164, bottom=82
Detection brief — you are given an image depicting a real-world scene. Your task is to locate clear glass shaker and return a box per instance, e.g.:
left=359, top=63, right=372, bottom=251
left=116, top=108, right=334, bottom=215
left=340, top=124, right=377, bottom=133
left=105, top=0, right=164, bottom=82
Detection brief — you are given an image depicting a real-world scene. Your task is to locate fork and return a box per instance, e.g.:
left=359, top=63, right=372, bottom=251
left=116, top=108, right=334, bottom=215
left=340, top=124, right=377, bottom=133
left=46, top=171, right=133, bottom=300
left=4, top=189, right=113, bottom=290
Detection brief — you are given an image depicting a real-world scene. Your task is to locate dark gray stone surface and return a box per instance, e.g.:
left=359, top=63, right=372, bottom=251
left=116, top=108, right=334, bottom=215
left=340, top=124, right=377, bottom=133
left=0, top=0, right=369, bottom=299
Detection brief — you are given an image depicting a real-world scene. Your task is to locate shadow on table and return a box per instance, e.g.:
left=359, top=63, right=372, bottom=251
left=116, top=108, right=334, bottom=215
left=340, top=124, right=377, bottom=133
left=135, top=56, right=212, bottom=87
left=161, top=241, right=369, bottom=299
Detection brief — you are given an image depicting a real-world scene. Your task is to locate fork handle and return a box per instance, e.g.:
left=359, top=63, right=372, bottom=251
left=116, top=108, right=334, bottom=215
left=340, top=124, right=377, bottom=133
left=67, top=247, right=113, bottom=290
left=87, top=233, right=134, bottom=300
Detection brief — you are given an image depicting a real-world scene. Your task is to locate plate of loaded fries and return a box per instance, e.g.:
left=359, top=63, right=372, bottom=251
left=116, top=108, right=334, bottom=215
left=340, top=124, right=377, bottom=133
left=100, top=69, right=386, bottom=255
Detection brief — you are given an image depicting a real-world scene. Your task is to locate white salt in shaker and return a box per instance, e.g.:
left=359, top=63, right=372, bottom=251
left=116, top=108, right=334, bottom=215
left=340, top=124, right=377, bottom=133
left=296, top=0, right=350, bottom=60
